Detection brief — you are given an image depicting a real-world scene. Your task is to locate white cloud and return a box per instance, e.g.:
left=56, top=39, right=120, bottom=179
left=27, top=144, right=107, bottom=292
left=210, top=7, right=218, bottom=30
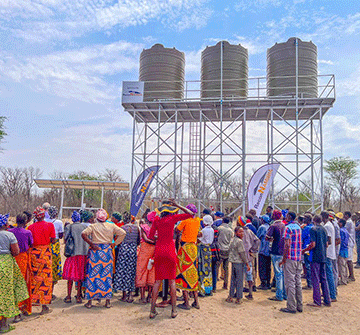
left=0, top=41, right=143, bottom=103
left=318, top=60, right=334, bottom=65
left=235, top=0, right=283, bottom=12
left=0, top=0, right=213, bottom=43
left=323, top=114, right=360, bottom=154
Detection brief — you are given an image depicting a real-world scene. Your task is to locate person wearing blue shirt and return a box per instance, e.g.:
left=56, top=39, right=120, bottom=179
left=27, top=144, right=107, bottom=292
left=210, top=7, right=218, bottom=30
left=338, top=218, right=350, bottom=285
left=257, top=215, right=271, bottom=290
left=301, top=214, right=313, bottom=289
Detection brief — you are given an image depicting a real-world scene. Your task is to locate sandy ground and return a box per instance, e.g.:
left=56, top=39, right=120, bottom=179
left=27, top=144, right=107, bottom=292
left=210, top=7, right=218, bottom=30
left=9, top=248, right=360, bottom=335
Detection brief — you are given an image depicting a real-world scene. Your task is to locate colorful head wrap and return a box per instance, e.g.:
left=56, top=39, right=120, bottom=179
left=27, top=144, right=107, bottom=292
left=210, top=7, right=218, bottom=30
left=48, top=206, right=58, bottom=219
left=81, top=210, right=94, bottom=223
left=202, top=208, right=211, bottom=215
left=203, top=215, right=213, bottom=226
left=122, top=211, right=131, bottom=224
left=272, top=209, right=282, bottom=221
left=214, top=211, right=224, bottom=218
left=0, top=214, right=10, bottom=228
left=238, top=216, right=246, bottom=227
left=33, top=206, right=46, bottom=220
left=186, top=203, right=197, bottom=214
left=147, top=211, right=157, bottom=223
left=281, top=209, right=289, bottom=219
left=96, top=208, right=108, bottom=222
left=112, top=212, right=122, bottom=222
left=72, top=211, right=81, bottom=223
left=261, top=215, right=270, bottom=224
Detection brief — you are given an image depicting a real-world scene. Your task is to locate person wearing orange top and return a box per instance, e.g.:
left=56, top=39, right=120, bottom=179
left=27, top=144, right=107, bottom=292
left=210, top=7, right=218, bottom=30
left=175, top=204, right=201, bottom=310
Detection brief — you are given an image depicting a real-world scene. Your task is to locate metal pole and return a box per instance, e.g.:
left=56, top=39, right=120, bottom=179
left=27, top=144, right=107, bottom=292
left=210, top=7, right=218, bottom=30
left=173, top=111, right=178, bottom=198
left=179, top=122, right=184, bottom=201
left=220, top=41, right=224, bottom=211
left=203, top=120, right=206, bottom=208
left=198, top=111, right=202, bottom=211
left=59, top=185, right=65, bottom=219
left=242, top=110, right=246, bottom=215
left=310, top=120, right=315, bottom=212
left=270, top=108, right=275, bottom=207
left=131, top=111, right=136, bottom=191
left=81, top=186, right=85, bottom=208
left=101, top=186, right=104, bottom=208
left=320, top=107, right=324, bottom=211
left=295, top=37, right=299, bottom=213
left=143, top=124, right=147, bottom=172
left=156, top=104, right=161, bottom=198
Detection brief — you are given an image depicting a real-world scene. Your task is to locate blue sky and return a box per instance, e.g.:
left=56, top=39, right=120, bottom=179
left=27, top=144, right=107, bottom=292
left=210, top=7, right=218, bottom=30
left=1, top=0, right=360, bottom=182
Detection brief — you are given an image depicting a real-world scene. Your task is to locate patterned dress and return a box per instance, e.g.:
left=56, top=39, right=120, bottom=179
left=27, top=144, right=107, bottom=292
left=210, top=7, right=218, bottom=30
left=113, top=224, right=139, bottom=292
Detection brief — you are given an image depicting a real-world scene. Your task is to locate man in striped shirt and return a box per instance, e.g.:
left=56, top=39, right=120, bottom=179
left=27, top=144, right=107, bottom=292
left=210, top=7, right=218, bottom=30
left=279, top=211, right=303, bottom=313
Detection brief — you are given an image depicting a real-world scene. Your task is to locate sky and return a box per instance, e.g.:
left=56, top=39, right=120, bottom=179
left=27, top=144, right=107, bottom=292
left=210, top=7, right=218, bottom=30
left=1, top=0, right=360, bottom=184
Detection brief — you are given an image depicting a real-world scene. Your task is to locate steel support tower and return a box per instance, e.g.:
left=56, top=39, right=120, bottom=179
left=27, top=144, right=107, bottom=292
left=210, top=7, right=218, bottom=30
left=124, top=74, right=335, bottom=214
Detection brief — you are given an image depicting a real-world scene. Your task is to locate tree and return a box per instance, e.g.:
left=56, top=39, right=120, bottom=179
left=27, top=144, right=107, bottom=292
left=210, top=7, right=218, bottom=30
left=0, top=117, right=6, bottom=150
left=324, top=156, right=359, bottom=211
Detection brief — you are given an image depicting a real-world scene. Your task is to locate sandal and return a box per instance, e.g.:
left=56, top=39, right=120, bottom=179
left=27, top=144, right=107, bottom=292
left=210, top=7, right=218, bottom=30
left=105, top=301, right=112, bottom=308
left=235, top=299, right=242, bottom=304
left=63, top=297, right=72, bottom=303
left=225, top=297, right=233, bottom=303
left=13, top=315, right=23, bottom=323
left=177, top=303, right=191, bottom=310
left=0, top=325, right=15, bottom=333
left=126, top=297, right=134, bottom=303
left=149, top=310, right=158, bottom=319
left=84, top=302, right=92, bottom=309
left=191, top=301, right=200, bottom=309
left=171, top=310, right=178, bottom=318
left=76, top=296, right=83, bottom=304
left=40, top=307, right=52, bottom=315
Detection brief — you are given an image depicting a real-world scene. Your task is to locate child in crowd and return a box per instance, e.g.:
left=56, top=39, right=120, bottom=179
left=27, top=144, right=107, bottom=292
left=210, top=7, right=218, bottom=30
left=338, top=218, right=350, bottom=285
left=226, top=226, right=250, bottom=304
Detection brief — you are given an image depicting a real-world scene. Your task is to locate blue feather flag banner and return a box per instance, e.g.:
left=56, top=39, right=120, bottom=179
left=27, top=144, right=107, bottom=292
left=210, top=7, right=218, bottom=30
left=130, top=165, right=160, bottom=217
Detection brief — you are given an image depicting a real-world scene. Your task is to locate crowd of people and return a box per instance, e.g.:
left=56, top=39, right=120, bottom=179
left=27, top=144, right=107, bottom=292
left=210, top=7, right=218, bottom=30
left=0, top=200, right=359, bottom=332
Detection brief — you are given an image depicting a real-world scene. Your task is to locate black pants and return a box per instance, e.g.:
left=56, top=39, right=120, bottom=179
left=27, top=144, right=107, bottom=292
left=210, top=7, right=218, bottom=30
left=258, top=254, right=271, bottom=287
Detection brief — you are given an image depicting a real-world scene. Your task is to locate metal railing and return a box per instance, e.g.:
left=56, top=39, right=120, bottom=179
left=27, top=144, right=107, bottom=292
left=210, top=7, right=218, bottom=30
left=134, top=74, right=335, bottom=103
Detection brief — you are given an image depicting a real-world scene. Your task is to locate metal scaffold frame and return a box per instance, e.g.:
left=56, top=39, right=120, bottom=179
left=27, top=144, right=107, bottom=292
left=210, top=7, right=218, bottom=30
left=124, top=41, right=335, bottom=214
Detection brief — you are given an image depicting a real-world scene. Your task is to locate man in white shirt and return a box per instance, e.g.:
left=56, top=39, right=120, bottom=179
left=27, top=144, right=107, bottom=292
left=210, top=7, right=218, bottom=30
left=322, top=211, right=337, bottom=301
left=344, top=211, right=356, bottom=281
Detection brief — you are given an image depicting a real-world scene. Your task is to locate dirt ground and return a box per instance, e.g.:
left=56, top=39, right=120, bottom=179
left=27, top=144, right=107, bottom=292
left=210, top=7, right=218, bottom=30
left=9, top=249, right=360, bottom=335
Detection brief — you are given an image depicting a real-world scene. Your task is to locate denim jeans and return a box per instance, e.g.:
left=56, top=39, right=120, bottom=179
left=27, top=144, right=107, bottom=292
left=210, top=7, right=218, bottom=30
left=304, top=253, right=312, bottom=288
left=325, top=257, right=337, bottom=300
left=356, top=235, right=360, bottom=265
left=271, top=254, right=286, bottom=300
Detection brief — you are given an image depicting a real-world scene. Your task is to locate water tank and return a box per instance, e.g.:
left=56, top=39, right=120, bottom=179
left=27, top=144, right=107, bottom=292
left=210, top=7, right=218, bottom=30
left=201, top=41, right=248, bottom=99
left=267, top=37, right=318, bottom=98
left=139, top=44, right=185, bottom=101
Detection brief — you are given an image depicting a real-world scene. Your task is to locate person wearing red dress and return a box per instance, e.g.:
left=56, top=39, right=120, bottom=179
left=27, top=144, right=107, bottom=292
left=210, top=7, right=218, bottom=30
left=148, top=200, right=194, bottom=319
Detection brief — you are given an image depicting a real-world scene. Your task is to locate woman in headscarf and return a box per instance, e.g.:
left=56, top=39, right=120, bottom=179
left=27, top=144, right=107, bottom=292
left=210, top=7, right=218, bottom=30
left=113, top=212, right=140, bottom=303
left=175, top=204, right=201, bottom=310
left=28, top=206, right=56, bottom=315
left=111, top=212, right=123, bottom=228
left=148, top=200, right=195, bottom=319
left=135, top=211, right=157, bottom=304
left=48, top=206, right=64, bottom=299
left=80, top=210, right=95, bottom=227
left=63, top=211, right=89, bottom=304
left=9, top=213, right=34, bottom=319
left=0, top=214, right=29, bottom=333
left=81, top=208, right=126, bottom=309
left=198, top=215, right=215, bottom=296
